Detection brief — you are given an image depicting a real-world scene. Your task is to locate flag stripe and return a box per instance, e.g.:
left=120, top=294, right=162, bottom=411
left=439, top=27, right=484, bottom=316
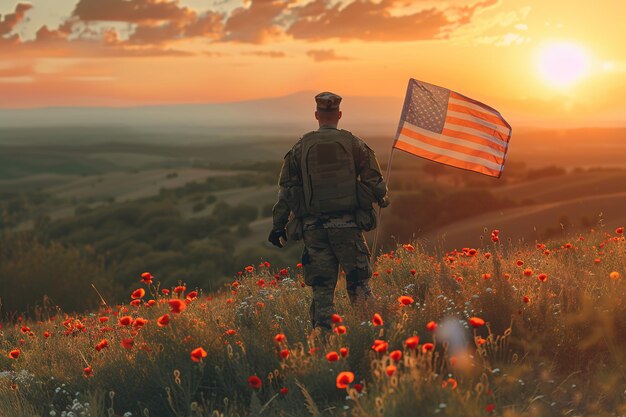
left=442, top=125, right=508, bottom=152
left=449, top=97, right=500, bottom=119
left=446, top=110, right=511, bottom=136
left=398, top=124, right=504, bottom=167
left=394, top=139, right=501, bottom=177
left=449, top=91, right=507, bottom=119
left=445, top=115, right=510, bottom=142
left=447, top=103, right=510, bottom=129
left=402, top=122, right=505, bottom=162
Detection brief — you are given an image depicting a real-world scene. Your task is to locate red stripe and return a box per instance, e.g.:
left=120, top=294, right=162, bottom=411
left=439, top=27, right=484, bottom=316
left=444, top=115, right=510, bottom=143
left=447, top=103, right=509, bottom=129
left=394, top=140, right=501, bottom=177
left=441, top=127, right=507, bottom=153
left=401, top=127, right=505, bottom=165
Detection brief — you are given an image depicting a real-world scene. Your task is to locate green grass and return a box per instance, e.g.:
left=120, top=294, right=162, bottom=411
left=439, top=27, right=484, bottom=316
left=1, top=228, right=625, bottom=416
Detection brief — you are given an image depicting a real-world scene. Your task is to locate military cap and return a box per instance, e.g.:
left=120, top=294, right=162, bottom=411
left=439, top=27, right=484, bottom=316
left=315, top=91, right=342, bottom=112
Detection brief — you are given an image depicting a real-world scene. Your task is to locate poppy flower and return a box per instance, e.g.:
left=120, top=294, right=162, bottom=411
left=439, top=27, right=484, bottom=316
left=248, top=375, right=262, bottom=389
left=334, top=325, right=347, bottom=335
left=326, top=351, right=339, bottom=362
left=244, top=266, right=254, bottom=273
left=537, top=273, right=548, bottom=282
left=523, top=268, right=533, bottom=276
left=340, top=347, right=349, bottom=357
left=336, top=371, right=354, bottom=389
left=162, top=289, right=170, bottom=295
left=354, top=383, right=363, bottom=393
left=484, top=252, right=492, bottom=259
left=482, top=273, right=492, bottom=280
left=372, top=339, right=388, bottom=353
left=274, top=333, right=286, bottom=343
left=296, top=263, right=303, bottom=268
left=616, top=227, right=624, bottom=234
left=610, top=271, right=621, bottom=280
left=386, top=365, right=397, bottom=376
left=468, top=249, right=477, bottom=256
left=8, top=349, right=20, bottom=359
left=279, top=268, right=289, bottom=276
left=131, top=288, right=145, bottom=299
left=372, top=313, right=384, bottom=326
left=173, top=285, right=186, bottom=294
left=147, top=299, right=156, bottom=306
left=141, top=272, right=153, bottom=284
left=331, top=314, right=343, bottom=323
left=169, top=299, right=186, bottom=314
left=121, top=338, right=134, bottom=349
left=99, top=317, right=109, bottom=323
left=390, top=350, right=402, bottom=361
left=403, top=244, right=415, bottom=252
left=95, top=339, right=108, bottom=351
left=475, top=336, right=487, bottom=346
left=133, top=318, right=148, bottom=328
left=442, top=378, right=458, bottom=389
left=523, top=296, right=531, bottom=304
left=405, top=336, right=419, bottom=349
left=186, top=291, right=198, bottom=301
left=190, top=347, right=207, bottom=362
left=119, top=316, right=132, bottom=326
left=486, top=404, right=496, bottom=413
left=398, top=296, right=414, bottom=306
left=422, top=343, right=435, bottom=352
left=469, top=317, right=485, bottom=328
left=280, top=387, right=289, bottom=395
left=130, top=299, right=142, bottom=307
left=225, top=329, right=236, bottom=336
left=516, top=260, right=524, bottom=267
left=279, top=349, right=290, bottom=359
left=83, top=366, right=93, bottom=378
left=43, top=331, right=50, bottom=338
left=157, top=314, right=170, bottom=327
left=410, top=269, right=416, bottom=275
left=426, top=321, right=437, bottom=332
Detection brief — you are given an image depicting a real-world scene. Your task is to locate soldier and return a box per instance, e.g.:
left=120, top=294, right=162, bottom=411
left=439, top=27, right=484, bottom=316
left=268, top=91, right=389, bottom=332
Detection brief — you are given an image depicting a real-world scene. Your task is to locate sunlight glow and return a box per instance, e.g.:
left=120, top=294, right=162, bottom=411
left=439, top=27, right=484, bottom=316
left=536, top=42, right=590, bottom=89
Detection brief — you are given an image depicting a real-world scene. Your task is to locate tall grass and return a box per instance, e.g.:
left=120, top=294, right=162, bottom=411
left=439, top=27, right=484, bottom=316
left=1, top=228, right=624, bottom=416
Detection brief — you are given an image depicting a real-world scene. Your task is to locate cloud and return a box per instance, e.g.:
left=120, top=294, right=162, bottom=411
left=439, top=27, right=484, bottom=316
left=222, top=0, right=291, bottom=43
left=0, top=3, right=33, bottom=39
left=288, top=0, right=498, bottom=42
left=244, top=50, right=287, bottom=58
left=72, top=0, right=193, bottom=23
left=306, top=49, right=352, bottom=62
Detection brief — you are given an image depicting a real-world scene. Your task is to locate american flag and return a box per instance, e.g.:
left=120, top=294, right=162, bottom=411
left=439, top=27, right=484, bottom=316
left=393, top=79, right=512, bottom=178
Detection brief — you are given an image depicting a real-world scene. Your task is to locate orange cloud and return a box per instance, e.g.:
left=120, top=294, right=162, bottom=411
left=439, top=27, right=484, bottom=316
left=223, top=0, right=290, bottom=43
left=0, top=3, right=33, bottom=41
left=306, top=49, right=352, bottom=62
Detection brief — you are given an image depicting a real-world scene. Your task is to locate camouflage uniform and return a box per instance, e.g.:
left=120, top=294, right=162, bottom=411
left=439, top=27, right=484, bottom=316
left=272, top=93, right=388, bottom=329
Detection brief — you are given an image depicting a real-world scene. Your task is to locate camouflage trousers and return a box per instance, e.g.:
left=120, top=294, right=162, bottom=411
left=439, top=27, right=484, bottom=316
left=302, top=228, right=373, bottom=330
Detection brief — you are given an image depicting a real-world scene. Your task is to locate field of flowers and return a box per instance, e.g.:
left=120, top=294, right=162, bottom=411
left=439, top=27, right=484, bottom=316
left=1, top=228, right=625, bottom=417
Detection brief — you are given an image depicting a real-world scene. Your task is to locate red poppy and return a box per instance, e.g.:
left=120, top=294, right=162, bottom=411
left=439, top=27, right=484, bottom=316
left=95, top=339, right=108, bottom=351
left=157, top=314, right=170, bottom=327
left=340, top=347, right=349, bottom=357
left=186, top=291, right=198, bottom=301
left=403, top=244, right=415, bottom=252
left=296, top=263, right=303, bottom=268
left=426, top=321, right=437, bottom=332
left=169, top=299, right=186, bottom=314
left=468, top=249, right=477, bottom=256
left=274, top=333, right=286, bottom=343
left=405, top=336, right=419, bottom=349
left=372, top=313, right=384, bottom=326
left=482, top=273, right=492, bottom=280
left=162, top=289, right=170, bottom=295
left=133, top=318, right=148, bottom=328
left=43, top=331, right=50, bottom=338
left=279, top=268, right=289, bottom=276
left=190, top=347, right=207, bottom=362
left=386, top=365, right=397, bottom=376
left=484, top=252, right=492, bottom=259
left=422, top=343, right=435, bottom=352
left=83, top=366, right=93, bottom=377
left=523, top=268, right=533, bottom=276
left=225, top=329, right=236, bottom=336
left=610, top=271, right=620, bottom=280
left=119, top=316, right=132, bottom=326
left=244, top=266, right=255, bottom=273
left=516, top=260, right=524, bottom=267
left=336, top=371, right=354, bottom=389
left=147, top=299, right=156, bottom=306
left=372, top=339, right=388, bottom=353
left=131, top=288, right=145, bottom=299
left=129, top=299, right=141, bottom=307
left=354, top=383, right=363, bottom=393
left=98, top=317, right=109, bottom=323
left=486, top=404, right=496, bottom=413
left=331, top=314, right=343, bottom=323
left=173, top=285, right=186, bottom=294
left=8, top=349, right=20, bottom=359
left=280, top=387, right=289, bottom=395
left=279, top=349, right=290, bottom=359
left=537, top=273, right=548, bottom=282
left=141, top=272, right=153, bottom=284
left=248, top=375, right=262, bottom=389
left=475, top=336, right=487, bottom=346
left=469, top=317, right=485, bottom=328
left=121, top=338, right=134, bottom=349
left=442, top=377, right=458, bottom=389
left=398, top=296, right=414, bottom=306
left=616, top=227, right=624, bottom=234
left=333, top=325, right=347, bottom=335
left=390, top=350, right=402, bottom=362
left=523, top=296, right=531, bottom=304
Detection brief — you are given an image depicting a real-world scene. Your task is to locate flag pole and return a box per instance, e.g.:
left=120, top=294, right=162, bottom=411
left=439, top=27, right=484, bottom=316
left=370, top=146, right=395, bottom=265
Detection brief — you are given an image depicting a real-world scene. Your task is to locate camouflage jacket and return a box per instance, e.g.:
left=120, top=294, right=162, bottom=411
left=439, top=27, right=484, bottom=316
left=272, top=126, right=388, bottom=231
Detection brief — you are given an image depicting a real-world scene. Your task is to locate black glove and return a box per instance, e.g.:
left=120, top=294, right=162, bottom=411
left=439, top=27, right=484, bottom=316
left=268, top=228, right=287, bottom=248
left=378, top=196, right=390, bottom=208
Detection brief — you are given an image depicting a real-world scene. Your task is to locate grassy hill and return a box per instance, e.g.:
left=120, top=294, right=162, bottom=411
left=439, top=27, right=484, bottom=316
left=1, top=228, right=624, bottom=416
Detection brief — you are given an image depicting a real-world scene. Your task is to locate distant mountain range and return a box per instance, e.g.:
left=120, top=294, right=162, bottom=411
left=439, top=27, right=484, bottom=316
left=0, top=91, right=404, bottom=136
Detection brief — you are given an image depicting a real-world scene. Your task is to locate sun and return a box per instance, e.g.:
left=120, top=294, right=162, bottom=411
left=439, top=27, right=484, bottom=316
left=536, top=42, right=590, bottom=89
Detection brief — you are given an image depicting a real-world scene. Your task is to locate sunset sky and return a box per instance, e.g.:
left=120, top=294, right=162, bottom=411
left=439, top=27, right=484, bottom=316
left=1, top=0, right=624, bottom=127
